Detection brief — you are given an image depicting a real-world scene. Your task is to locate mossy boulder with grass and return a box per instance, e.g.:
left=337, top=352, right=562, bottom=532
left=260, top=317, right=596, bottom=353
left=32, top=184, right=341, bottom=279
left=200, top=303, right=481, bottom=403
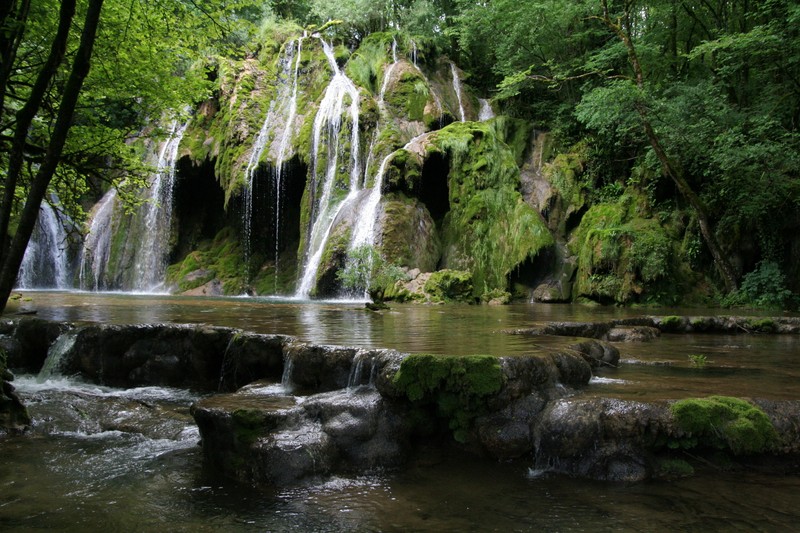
left=424, top=122, right=554, bottom=298
left=423, top=269, right=473, bottom=303
left=569, top=191, right=685, bottom=304
left=166, top=227, right=248, bottom=295
left=391, top=353, right=504, bottom=443
left=668, top=396, right=778, bottom=455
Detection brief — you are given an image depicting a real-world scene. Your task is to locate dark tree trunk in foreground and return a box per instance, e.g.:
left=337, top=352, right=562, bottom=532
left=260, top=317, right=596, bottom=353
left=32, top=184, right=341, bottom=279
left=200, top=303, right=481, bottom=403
left=0, top=0, right=105, bottom=313
left=0, top=0, right=77, bottom=258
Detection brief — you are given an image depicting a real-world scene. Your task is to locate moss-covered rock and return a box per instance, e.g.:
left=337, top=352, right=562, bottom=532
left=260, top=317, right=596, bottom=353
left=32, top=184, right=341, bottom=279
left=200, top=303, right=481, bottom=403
left=669, top=396, right=778, bottom=455
left=428, top=122, right=554, bottom=297
left=423, top=269, right=474, bottom=303
left=166, top=226, right=248, bottom=295
left=568, top=191, right=685, bottom=304
left=379, top=192, right=440, bottom=271
left=392, top=353, right=504, bottom=442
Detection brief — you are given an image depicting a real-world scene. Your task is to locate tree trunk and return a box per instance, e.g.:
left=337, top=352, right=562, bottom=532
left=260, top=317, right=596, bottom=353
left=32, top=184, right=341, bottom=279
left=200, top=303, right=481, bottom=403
left=0, top=0, right=32, bottom=126
left=0, top=0, right=105, bottom=313
left=0, top=0, right=77, bottom=261
left=599, top=0, right=738, bottom=293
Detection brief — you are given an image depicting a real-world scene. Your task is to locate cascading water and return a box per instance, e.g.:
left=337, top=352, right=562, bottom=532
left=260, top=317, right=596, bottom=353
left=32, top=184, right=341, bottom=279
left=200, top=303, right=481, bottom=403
left=272, top=36, right=305, bottom=281
left=348, top=40, right=402, bottom=251
left=479, top=98, right=495, bottom=121
left=241, top=38, right=303, bottom=273
left=18, top=196, right=72, bottom=289
left=451, top=62, right=467, bottom=122
left=242, top=99, right=275, bottom=267
left=130, top=119, right=190, bottom=292
left=349, top=133, right=426, bottom=252
left=295, top=38, right=361, bottom=298
left=78, top=187, right=117, bottom=290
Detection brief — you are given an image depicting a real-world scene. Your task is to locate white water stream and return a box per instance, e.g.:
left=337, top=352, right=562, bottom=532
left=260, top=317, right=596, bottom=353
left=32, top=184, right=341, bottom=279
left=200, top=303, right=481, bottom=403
left=451, top=62, right=466, bottom=122
left=18, top=196, right=72, bottom=289
left=131, top=119, right=190, bottom=292
left=295, top=38, right=361, bottom=298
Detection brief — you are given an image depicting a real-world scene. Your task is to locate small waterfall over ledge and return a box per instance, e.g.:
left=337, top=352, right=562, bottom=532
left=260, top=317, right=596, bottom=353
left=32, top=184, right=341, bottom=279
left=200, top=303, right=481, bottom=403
left=79, top=188, right=117, bottom=290
left=241, top=37, right=304, bottom=273
left=451, top=62, right=466, bottom=122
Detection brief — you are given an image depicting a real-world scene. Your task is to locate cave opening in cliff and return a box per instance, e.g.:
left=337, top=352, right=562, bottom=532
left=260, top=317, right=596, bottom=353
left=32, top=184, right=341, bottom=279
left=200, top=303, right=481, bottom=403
left=418, top=151, right=451, bottom=224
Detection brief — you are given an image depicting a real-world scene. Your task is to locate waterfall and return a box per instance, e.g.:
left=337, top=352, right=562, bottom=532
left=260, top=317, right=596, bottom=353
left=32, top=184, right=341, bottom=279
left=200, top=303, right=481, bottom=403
left=241, top=38, right=303, bottom=273
left=37, top=331, right=78, bottom=382
left=242, top=100, right=275, bottom=268
left=410, top=39, right=418, bottom=67
left=349, top=133, right=426, bottom=252
left=18, top=196, right=72, bottom=289
left=450, top=62, right=466, bottom=122
left=295, top=38, right=361, bottom=298
left=272, top=37, right=305, bottom=279
left=281, top=352, right=295, bottom=392
left=130, top=119, right=189, bottom=292
left=479, top=99, right=495, bottom=121
left=79, top=188, right=117, bottom=290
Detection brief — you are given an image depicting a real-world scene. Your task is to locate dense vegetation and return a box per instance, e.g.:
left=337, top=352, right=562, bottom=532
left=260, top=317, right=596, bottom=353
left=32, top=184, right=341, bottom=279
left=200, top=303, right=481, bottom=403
left=2, top=0, right=798, bottom=310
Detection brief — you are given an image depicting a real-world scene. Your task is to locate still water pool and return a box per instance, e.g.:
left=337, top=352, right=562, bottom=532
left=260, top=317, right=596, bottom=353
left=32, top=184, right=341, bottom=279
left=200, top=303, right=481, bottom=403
left=2, top=291, right=800, bottom=531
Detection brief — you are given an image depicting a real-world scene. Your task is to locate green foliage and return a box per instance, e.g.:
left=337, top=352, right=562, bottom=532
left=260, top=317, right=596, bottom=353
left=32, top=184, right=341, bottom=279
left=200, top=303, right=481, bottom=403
left=659, top=316, right=683, bottom=331
left=430, top=122, right=553, bottom=296
left=654, top=458, right=695, bottom=479
left=337, top=244, right=406, bottom=301
left=165, top=227, right=248, bottom=294
left=569, top=193, right=680, bottom=304
left=722, top=261, right=797, bottom=311
left=670, top=396, right=778, bottom=456
left=423, top=270, right=473, bottom=303
left=392, top=354, right=504, bottom=442
left=687, top=354, right=708, bottom=369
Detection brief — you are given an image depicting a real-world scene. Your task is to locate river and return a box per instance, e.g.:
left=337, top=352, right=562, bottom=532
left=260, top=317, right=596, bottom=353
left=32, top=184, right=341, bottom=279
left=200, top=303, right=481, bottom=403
left=2, top=291, right=800, bottom=531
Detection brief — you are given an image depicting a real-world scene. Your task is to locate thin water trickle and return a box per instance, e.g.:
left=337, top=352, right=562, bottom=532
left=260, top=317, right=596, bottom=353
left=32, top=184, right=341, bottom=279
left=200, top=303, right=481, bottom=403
left=79, top=187, right=117, bottom=290
left=451, top=62, right=466, bottom=122
left=479, top=98, right=495, bottom=121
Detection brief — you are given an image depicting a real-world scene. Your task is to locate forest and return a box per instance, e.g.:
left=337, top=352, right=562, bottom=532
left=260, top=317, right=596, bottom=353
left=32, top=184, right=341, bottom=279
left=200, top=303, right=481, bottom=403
left=1, top=0, right=799, bottom=311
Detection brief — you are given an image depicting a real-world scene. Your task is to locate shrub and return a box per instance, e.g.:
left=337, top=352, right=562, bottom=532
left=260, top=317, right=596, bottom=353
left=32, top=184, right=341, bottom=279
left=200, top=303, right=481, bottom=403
left=722, top=261, right=797, bottom=310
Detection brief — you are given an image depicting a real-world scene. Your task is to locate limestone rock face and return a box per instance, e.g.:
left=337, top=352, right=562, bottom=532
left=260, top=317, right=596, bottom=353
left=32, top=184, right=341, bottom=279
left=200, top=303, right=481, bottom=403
left=191, top=386, right=408, bottom=485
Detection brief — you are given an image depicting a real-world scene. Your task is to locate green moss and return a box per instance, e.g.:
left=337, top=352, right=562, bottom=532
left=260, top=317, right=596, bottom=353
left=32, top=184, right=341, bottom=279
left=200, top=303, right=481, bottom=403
left=231, top=408, right=266, bottom=445
left=425, top=122, right=553, bottom=298
left=166, top=226, right=248, bottom=294
left=654, top=458, right=695, bottom=479
left=660, top=315, right=684, bottom=331
left=424, top=269, right=473, bottom=303
left=670, top=396, right=778, bottom=455
left=392, top=354, right=504, bottom=442
left=569, top=192, right=682, bottom=304
left=747, top=318, right=776, bottom=333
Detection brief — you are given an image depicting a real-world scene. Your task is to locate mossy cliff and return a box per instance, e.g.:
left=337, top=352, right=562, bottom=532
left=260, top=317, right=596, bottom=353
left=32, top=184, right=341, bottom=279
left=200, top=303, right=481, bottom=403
left=78, top=25, right=721, bottom=304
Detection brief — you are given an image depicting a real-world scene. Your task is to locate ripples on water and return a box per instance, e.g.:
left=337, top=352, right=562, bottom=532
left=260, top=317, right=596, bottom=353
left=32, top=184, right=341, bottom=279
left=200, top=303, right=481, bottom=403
left=3, top=292, right=800, bottom=530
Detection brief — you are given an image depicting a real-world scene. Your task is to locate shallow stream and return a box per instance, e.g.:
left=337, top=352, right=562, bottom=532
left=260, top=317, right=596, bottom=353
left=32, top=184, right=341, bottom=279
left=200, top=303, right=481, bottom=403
left=2, top=291, right=800, bottom=531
